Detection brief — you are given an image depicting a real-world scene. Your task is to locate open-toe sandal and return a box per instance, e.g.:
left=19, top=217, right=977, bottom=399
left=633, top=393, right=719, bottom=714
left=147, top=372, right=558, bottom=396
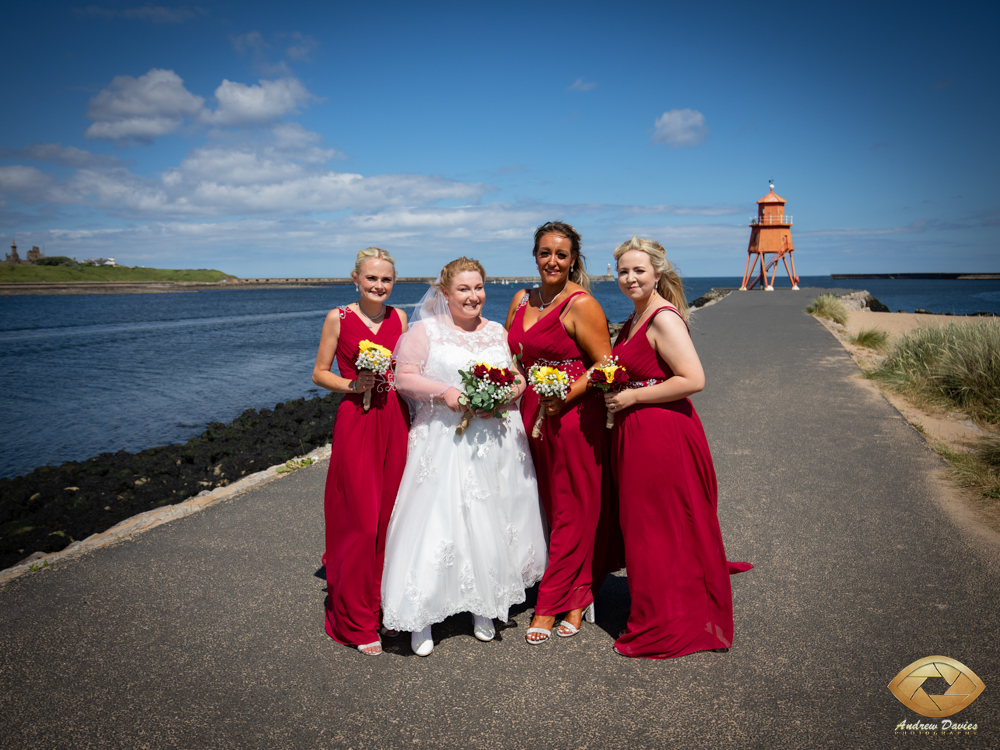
left=356, top=641, right=382, bottom=656
left=525, top=627, right=552, bottom=645
left=556, top=620, right=581, bottom=638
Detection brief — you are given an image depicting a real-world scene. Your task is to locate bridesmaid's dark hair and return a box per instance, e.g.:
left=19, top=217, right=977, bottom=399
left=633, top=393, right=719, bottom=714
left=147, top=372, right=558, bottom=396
left=613, top=235, right=689, bottom=321
left=532, top=221, right=591, bottom=293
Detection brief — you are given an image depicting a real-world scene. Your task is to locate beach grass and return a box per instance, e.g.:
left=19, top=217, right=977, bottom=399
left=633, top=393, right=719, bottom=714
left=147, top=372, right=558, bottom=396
left=805, top=294, right=849, bottom=326
left=869, top=318, right=1000, bottom=426
left=848, top=328, right=890, bottom=350
left=934, top=437, right=1000, bottom=504
left=0, top=265, right=235, bottom=283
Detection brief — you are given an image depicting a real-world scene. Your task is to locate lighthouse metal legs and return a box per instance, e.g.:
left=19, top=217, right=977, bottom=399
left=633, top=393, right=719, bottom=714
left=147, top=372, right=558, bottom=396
left=743, top=250, right=799, bottom=291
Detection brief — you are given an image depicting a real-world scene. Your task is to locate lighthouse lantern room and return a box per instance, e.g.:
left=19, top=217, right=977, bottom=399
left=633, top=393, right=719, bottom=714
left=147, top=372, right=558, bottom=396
left=740, top=182, right=800, bottom=291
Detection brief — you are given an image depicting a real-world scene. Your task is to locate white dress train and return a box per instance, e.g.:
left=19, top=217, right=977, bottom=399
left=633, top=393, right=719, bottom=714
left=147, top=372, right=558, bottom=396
left=381, top=318, right=547, bottom=632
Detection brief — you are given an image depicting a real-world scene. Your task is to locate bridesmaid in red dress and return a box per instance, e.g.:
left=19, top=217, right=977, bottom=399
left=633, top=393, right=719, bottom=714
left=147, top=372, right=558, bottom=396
left=603, top=236, right=751, bottom=659
left=505, top=222, right=614, bottom=644
left=312, top=247, right=410, bottom=656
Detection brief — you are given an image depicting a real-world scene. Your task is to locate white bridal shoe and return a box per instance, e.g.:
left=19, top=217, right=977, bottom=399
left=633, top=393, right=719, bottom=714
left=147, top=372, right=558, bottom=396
left=472, top=614, right=495, bottom=642
left=411, top=626, right=433, bottom=656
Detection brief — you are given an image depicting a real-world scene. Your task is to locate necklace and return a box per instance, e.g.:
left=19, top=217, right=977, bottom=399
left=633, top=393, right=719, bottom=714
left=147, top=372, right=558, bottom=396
left=355, top=304, right=386, bottom=330
left=630, top=292, right=660, bottom=325
left=537, top=282, right=568, bottom=310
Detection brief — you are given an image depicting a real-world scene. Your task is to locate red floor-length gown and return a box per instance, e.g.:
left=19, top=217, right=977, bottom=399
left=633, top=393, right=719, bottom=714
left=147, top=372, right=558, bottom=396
left=611, top=306, right=751, bottom=659
left=507, top=291, right=613, bottom=616
left=324, top=306, right=409, bottom=646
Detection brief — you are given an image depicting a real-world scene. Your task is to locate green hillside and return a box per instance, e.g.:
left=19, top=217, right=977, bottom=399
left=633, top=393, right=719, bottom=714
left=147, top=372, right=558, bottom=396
left=0, top=264, right=236, bottom=283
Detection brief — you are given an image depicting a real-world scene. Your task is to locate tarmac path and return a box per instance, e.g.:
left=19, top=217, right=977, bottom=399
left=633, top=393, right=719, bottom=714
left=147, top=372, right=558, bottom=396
left=2, top=289, right=998, bottom=749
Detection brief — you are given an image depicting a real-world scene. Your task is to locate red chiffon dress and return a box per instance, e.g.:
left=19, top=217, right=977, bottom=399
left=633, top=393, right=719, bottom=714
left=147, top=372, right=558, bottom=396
left=323, top=306, right=410, bottom=647
left=507, top=291, right=611, bottom=616
left=610, top=306, right=752, bottom=659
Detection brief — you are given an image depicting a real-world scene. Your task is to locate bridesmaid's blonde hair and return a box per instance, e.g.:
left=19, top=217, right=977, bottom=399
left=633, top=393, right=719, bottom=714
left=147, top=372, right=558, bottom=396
left=350, top=247, right=396, bottom=282
left=435, top=257, right=486, bottom=291
left=533, top=221, right=591, bottom=293
left=613, top=235, right=689, bottom=321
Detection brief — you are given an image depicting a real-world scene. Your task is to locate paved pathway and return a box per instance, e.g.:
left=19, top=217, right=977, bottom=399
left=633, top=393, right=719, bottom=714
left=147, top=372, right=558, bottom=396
left=2, top=289, right=998, bottom=749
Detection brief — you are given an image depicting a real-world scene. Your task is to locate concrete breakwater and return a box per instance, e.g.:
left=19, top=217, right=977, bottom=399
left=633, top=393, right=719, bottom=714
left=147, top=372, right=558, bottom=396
left=0, top=276, right=617, bottom=295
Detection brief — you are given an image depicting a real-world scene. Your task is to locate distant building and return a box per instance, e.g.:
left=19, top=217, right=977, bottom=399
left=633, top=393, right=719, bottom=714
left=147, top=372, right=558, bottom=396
left=3, top=239, right=46, bottom=265
left=4, top=239, right=21, bottom=265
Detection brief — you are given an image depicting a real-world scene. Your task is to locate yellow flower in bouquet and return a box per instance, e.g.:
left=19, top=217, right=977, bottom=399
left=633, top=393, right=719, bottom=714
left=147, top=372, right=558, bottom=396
left=355, top=340, right=393, bottom=411
left=588, top=355, right=630, bottom=428
left=528, top=364, right=570, bottom=438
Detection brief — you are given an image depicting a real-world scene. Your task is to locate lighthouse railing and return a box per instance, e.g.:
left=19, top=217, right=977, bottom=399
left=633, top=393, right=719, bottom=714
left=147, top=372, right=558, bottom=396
left=750, top=215, right=792, bottom=225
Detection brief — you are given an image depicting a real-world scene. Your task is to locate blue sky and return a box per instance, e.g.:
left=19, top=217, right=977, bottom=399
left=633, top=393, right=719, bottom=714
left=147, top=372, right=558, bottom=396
left=1, top=1, right=997, bottom=278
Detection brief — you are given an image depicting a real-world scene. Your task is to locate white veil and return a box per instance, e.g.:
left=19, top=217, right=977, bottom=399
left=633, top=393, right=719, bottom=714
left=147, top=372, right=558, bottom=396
left=392, top=280, right=454, bottom=414
left=407, top=278, right=453, bottom=328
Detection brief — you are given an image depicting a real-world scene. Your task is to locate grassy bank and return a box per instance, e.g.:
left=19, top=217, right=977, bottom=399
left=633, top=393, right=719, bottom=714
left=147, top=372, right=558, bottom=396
left=0, top=265, right=235, bottom=283
left=868, top=319, right=1000, bottom=502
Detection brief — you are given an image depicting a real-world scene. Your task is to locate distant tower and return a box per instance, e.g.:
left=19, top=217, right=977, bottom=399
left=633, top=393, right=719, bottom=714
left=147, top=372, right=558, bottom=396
left=5, top=239, right=21, bottom=265
left=740, top=182, right=799, bottom=291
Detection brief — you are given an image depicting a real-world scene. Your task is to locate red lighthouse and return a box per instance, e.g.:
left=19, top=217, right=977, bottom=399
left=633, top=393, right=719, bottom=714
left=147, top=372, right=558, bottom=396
left=740, top=182, right=800, bottom=291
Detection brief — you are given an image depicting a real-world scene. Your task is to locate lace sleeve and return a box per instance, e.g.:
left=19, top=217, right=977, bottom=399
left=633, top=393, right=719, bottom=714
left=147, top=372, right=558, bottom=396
left=392, top=321, right=451, bottom=403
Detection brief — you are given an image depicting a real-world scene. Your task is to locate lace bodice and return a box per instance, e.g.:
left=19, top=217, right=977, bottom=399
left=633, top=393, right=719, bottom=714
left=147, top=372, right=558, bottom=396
left=394, top=318, right=514, bottom=412
left=422, top=318, right=512, bottom=389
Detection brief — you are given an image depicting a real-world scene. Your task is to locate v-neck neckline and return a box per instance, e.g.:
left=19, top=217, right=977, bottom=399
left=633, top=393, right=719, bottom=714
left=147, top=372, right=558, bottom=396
left=519, top=290, right=580, bottom=334
left=349, top=304, right=391, bottom=337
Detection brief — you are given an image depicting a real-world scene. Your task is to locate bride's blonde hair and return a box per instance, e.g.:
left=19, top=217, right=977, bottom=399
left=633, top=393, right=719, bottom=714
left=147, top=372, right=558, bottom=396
left=435, top=257, right=487, bottom=290
left=613, top=235, right=688, bottom=320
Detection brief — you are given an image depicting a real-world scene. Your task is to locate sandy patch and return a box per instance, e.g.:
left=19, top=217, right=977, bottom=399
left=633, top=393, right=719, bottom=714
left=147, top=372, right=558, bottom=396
left=845, top=309, right=980, bottom=338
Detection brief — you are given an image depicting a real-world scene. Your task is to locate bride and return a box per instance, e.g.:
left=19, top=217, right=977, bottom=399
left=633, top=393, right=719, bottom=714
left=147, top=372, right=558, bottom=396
left=381, top=257, right=548, bottom=656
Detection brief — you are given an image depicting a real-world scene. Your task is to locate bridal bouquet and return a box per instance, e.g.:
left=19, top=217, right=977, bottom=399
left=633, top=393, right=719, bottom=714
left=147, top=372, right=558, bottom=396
left=588, top=356, right=629, bottom=428
left=528, top=364, right=570, bottom=438
left=455, top=361, right=520, bottom=436
left=355, top=340, right=393, bottom=411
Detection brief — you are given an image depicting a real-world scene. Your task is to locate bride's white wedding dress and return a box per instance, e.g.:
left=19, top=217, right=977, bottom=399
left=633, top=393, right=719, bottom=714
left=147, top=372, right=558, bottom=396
left=381, top=317, right=547, bottom=632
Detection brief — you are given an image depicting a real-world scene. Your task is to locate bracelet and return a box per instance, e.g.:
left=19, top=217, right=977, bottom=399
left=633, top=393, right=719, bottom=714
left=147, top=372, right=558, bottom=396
left=350, top=379, right=357, bottom=392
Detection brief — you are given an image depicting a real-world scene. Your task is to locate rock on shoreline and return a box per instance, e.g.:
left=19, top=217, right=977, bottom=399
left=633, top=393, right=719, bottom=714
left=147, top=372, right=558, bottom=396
left=0, top=394, right=343, bottom=571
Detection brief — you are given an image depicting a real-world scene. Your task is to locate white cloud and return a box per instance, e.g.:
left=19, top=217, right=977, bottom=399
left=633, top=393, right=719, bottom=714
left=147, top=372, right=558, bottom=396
left=1, top=129, right=491, bottom=220
left=0, top=166, right=54, bottom=194
left=230, top=31, right=267, bottom=56
left=285, top=32, right=318, bottom=62
left=623, top=203, right=744, bottom=217
left=85, top=69, right=205, bottom=143
left=568, top=77, right=597, bottom=92
left=202, top=78, right=314, bottom=126
left=651, top=108, right=709, bottom=148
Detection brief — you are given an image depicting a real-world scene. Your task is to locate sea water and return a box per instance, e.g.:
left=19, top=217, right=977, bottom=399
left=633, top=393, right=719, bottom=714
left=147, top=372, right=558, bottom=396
left=2, top=276, right=998, bottom=479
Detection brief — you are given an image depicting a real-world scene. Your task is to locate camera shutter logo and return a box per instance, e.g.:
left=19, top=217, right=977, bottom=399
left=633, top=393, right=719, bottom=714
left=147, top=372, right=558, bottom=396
left=888, top=656, right=985, bottom=718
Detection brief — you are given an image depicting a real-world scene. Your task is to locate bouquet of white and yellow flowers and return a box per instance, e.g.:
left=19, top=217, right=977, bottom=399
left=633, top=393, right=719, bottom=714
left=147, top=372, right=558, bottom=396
left=355, top=340, right=393, bottom=411
left=527, top=364, right=570, bottom=438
